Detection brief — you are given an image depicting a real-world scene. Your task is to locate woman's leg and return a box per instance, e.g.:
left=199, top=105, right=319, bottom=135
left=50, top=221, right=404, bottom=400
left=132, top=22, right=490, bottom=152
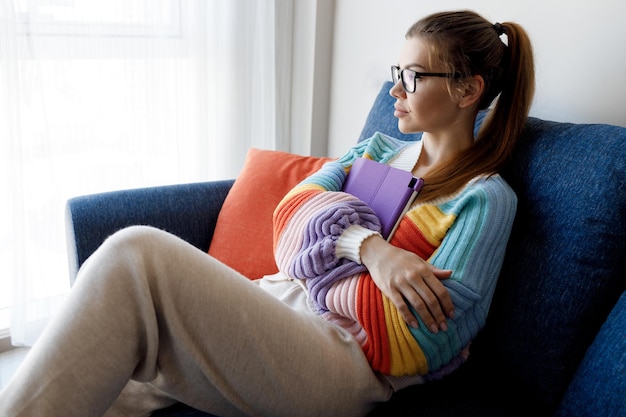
left=0, top=226, right=391, bottom=417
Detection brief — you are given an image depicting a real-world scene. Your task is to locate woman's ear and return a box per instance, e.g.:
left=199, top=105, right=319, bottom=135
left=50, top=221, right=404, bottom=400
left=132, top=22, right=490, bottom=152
left=458, top=75, right=485, bottom=109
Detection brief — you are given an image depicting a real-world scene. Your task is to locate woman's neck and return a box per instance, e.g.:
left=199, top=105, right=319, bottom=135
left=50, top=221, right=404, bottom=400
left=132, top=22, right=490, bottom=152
left=413, top=129, right=474, bottom=177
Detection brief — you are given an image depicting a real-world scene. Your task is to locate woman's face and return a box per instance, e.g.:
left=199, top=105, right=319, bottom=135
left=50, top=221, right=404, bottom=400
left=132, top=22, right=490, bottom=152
left=390, top=37, right=461, bottom=134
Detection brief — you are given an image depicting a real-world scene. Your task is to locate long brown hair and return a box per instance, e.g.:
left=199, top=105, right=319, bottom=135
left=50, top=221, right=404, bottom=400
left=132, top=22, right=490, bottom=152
left=405, top=10, right=535, bottom=202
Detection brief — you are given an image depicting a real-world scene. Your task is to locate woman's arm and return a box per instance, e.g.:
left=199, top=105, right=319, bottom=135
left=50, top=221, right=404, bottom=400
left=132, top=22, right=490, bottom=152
left=360, top=234, right=455, bottom=333
left=327, top=175, right=517, bottom=376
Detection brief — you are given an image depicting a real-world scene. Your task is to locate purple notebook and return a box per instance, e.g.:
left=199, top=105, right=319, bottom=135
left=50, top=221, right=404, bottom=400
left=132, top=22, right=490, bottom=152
left=343, top=158, right=424, bottom=240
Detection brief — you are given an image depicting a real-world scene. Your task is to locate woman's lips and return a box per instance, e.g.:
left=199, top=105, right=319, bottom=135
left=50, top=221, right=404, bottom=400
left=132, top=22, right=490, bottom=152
left=394, top=106, right=408, bottom=117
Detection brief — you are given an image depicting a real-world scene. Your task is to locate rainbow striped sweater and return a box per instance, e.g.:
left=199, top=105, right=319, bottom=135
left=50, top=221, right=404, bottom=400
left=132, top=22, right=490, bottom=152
left=273, top=132, right=517, bottom=380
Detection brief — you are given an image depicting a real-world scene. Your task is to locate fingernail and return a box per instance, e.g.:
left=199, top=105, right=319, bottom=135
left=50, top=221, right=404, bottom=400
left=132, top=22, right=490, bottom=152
left=448, top=310, right=455, bottom=318
left=411, top=321, right=419, bottom=329
left=430, top=324, right=439, bottom=333
left=440, top=322, right=448, bottom=332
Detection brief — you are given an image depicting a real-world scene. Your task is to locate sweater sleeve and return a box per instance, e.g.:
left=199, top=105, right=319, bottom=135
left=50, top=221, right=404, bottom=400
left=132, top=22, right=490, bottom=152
left=272, top=158, right=381, bottom=311
left=426, top=176, right=518, bottom=354
left=272, top=133, right=410, bottom=312
left=335, top=225, right=382, bottom=264
left=390, top=175, right=518, bottom=376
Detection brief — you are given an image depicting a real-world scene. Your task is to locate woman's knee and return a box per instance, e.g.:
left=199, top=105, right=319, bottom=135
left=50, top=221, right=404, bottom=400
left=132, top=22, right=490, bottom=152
left=77, top=226, right=171, bottom=283
left=98, top=225, right=178, bottom=262
left=105, top=225, right=166, bottom=247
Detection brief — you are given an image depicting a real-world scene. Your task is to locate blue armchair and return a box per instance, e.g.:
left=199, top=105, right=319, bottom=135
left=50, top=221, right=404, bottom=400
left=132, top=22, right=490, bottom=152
left=66, top=82, right=626, bottom=417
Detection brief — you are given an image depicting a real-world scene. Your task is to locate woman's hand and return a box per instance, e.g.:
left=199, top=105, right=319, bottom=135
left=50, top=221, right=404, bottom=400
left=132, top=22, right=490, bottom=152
left=360, top=234, right=454, bottom=333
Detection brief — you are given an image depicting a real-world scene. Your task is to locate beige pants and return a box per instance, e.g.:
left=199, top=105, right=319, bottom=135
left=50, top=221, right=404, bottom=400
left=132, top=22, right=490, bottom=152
left=0, top=226, right=391, bottom=417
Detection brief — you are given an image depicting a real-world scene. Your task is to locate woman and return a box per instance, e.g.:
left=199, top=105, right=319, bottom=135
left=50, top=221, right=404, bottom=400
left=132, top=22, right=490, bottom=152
left=0, top=10, right=534, bottom=417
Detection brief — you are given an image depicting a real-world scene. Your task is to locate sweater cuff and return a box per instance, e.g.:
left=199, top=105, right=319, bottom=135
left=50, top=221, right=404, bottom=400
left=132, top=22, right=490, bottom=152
left=336, top=225, right=382, bottom=264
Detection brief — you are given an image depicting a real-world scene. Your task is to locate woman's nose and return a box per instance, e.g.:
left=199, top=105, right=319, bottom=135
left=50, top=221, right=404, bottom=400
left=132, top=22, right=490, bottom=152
left=389, top=80, right=405, bottom=99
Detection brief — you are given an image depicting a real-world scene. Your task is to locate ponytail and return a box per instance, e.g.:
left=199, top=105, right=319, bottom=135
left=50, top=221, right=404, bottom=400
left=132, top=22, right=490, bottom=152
left=476, top=21, right=535, bottom=169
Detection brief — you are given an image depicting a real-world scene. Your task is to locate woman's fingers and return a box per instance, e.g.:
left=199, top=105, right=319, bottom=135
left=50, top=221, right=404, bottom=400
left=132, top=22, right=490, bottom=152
left=359, top=236, right=455, bottom=333
left=387, top=290, right=420, bottom=329
left=393, top=271, right=454, bottom=333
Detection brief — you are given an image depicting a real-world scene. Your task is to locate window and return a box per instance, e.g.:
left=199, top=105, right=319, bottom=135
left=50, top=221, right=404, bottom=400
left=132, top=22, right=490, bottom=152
left=0, top=0, right=208, bottom=343
left=1, top=0, right=291, bottom=346
left=1, top=0, right=189, bottom=338
left=14, top=0, right=181, bottom=37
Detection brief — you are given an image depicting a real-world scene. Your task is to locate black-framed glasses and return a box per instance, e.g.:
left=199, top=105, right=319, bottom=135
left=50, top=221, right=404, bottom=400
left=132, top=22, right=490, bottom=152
left=391, top=65, right=457, bottom=93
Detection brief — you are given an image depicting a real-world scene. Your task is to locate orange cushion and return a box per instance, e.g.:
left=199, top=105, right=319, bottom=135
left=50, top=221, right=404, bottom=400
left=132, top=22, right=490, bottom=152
left=208, top=148, right=333, bottom=279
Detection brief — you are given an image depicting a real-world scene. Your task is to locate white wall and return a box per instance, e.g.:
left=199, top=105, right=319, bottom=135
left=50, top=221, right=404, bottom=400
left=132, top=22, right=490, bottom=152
left=327, top=0, right=626, bottom=156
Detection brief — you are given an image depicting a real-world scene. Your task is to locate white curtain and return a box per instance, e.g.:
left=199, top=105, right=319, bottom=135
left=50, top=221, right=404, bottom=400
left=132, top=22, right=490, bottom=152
left=0, top=0, right=293, bottom=346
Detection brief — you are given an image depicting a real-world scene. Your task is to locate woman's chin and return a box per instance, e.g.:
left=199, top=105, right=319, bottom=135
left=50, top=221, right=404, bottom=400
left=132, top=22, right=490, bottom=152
left=397, top=123, right=419, bottom=135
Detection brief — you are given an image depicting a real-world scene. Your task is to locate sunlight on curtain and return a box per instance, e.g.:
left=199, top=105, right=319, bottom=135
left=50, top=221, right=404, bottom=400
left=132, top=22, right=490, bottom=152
left=0, top=0, right=291, bottom=346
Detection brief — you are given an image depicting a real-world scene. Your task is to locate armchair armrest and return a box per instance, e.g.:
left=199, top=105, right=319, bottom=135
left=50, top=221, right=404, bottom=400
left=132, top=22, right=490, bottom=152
left=556, top=291, right=626, bottom=416
left=65, top=180, right=234, bottom=285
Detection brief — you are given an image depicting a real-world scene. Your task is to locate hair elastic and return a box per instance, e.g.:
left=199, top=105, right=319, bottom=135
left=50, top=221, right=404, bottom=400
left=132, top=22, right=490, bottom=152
left=493, top=22, right=505, bottom=36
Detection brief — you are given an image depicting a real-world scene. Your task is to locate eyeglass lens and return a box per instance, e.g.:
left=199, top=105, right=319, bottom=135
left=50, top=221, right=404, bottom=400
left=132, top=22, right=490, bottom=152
left=391, top=66, right=416, bottom=93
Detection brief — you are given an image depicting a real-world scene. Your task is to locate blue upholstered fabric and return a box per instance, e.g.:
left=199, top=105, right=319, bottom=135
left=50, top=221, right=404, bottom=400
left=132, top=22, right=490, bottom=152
left=65, top=82, right=626, bottom=417
left=482, top=116, right=626, bottom=412
left=556, top=292, right=626, bottom=417
left=65, top=180, right=233, bottom=283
